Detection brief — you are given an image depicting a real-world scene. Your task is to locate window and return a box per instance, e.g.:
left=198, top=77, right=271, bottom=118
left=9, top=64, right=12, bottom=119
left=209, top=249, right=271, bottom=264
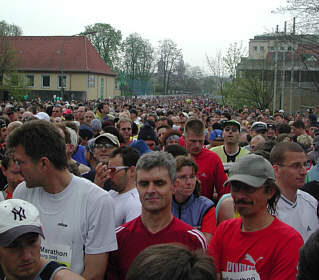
left=41, top=75, right=50, bottom=88
left=10, top=74, right=19, bottom=87
left=25, top=74, right=34, bottom=87
left=100, top=78, right=104, bottom=99
left=57, top=75, right=66, bottom=88
left=260, top=46, right=264, bottom=51
left=88, top=75, right=95, bottom=88
left=253, top=46, right=258, bottom=51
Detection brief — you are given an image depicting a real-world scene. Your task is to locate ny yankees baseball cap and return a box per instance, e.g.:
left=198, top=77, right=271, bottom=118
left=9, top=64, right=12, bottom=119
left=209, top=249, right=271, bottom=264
left=0, top=199, right=44, bottom=247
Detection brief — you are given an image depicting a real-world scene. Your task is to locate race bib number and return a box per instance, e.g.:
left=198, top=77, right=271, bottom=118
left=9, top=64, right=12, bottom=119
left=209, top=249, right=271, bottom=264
left=222, top=270, right=261, bottom=280
left=40, top=240, right=72, bottom=268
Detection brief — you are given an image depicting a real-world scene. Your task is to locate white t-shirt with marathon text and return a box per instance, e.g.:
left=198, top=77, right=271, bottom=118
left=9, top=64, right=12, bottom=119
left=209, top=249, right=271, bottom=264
left=109, top=187, right=141, bottom=227
left=276, top=189, right=319, bottom=242
left=13, top=175, right=118, bottom=274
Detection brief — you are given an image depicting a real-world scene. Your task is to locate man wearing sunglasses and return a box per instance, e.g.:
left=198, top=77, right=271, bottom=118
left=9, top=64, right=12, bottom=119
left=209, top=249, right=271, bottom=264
left=271, top=142, right=319, bottom=242
left=208, top=154, right=303, bottom=280
left=103, top=146, right=141, bottom=227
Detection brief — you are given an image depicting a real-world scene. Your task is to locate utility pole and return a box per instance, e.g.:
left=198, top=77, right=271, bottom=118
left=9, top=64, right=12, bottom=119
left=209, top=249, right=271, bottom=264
left=289, top=18, right=296, bottom=114
left=273, top=25, right=279, bottom=113
left=280, top=22, right=287, bottom=111
left=281, top=45, right=286, bottom=110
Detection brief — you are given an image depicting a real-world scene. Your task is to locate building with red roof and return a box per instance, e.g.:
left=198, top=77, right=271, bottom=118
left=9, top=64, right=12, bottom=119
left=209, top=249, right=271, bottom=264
left=1, top=36, right=118, bottom=101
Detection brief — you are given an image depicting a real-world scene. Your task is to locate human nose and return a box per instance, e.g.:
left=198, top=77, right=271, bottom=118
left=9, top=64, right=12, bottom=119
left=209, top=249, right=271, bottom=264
left=21, top=246, right=33, bottom=260
left=145, top=182, right=156, bottom=193
left=300, top=165, right=307, bottom=174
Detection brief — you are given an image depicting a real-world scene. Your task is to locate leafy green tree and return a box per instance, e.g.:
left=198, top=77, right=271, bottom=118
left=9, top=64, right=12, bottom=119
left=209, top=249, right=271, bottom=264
left=121, top=33, right=155, bottom=81
left=82, top=23, right=122, bottom=72
left=0, top=21, right=22, bottom=89
left=229, top=73, right=274, bottom=110
left=0, top=20, right=22, bottom=36
left=157, top=39, right=183, bottom=95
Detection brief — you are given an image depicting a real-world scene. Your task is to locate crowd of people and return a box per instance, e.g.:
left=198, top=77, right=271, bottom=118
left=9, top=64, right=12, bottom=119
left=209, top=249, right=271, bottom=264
left=0, top=95, right=319, bottom=280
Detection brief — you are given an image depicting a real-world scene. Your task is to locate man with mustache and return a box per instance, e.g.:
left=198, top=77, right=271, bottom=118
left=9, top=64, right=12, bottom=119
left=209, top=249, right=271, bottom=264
left=107, top=151, right=207, bottom=280
left=208, top=154, right=303, bottom=280
left=271, top=142, right=319, bottom=242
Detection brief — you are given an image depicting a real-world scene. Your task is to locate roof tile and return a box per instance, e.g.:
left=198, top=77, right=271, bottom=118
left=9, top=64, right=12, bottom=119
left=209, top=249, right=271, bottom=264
left=7, top=36, right=116, bottom=76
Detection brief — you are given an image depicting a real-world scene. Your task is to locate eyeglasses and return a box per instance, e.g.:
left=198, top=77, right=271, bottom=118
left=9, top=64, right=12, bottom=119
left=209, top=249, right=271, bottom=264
left=278, top=161, right=310, bottom=169
left=230, top=182, right=258, bottom=194
left=107, top=166, right=129, bottom=174
left=13, top=159, right=26, bottom=166
left=121, top=128, right=132, bottom=131
left=224, top=127, right=238, bottom=132
left=94, top=143, right=115, bottom=150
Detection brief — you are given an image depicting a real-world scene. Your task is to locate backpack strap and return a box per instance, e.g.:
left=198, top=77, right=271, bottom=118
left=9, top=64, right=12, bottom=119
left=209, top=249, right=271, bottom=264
left=40, top=261, right=66, bottom=280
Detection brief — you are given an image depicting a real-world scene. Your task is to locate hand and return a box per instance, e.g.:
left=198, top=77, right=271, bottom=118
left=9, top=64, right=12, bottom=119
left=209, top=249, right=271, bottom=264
left=94, top=163, right=109, bottom=188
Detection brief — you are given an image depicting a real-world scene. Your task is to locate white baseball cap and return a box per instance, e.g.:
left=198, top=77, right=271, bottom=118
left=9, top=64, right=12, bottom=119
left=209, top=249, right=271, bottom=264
left=0, top=199, right=44, bottom=247
left=36, top=112, right=50, bottom=122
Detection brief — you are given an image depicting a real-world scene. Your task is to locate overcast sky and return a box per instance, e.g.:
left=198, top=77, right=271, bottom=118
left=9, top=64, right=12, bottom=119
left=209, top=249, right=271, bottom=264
left=2, top=0, right=291, bottom=71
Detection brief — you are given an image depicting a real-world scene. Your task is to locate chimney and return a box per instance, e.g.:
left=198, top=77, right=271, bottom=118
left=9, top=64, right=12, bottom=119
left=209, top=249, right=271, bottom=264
left=284, top=21, right=287, bottom=34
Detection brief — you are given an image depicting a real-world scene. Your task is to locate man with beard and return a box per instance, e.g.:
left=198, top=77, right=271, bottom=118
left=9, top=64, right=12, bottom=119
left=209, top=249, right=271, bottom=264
left=117, top=118, right=133, bottom=146
left=102, top=146, right=141, bottom=227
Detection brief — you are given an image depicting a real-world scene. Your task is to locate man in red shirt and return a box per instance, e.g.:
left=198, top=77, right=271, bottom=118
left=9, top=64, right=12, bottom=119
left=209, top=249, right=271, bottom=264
left=208, top=154, right=303, bottom=280
left=107, top=151, right=207, bottom=280
left=184, top=119, right=227, bottom=200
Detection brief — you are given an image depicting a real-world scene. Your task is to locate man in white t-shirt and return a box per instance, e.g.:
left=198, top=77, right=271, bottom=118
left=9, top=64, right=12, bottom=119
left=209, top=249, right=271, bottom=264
left=271, top=142, right=319, bottom=242
left=7, top=120, right=117, bottom=279
left=95, top=146, right=141, bottom=227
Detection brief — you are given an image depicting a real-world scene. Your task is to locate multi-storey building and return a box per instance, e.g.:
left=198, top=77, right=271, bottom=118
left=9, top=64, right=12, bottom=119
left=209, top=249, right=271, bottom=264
left=237, top=32, right=319, bottom=112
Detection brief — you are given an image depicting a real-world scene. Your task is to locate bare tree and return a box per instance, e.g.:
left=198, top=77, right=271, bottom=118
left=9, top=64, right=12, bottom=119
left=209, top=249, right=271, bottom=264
left=223, top=41, right=247, bottom=80
left=276, top=0, right=319, bottom=32
left=157, top=39, right=182, bottom=95
left=206, top=50, right=229, bottom=104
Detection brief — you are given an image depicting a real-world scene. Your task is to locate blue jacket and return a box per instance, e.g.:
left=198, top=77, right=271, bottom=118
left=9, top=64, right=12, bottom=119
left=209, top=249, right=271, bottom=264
left=172, top=194, right=214, bottom=229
